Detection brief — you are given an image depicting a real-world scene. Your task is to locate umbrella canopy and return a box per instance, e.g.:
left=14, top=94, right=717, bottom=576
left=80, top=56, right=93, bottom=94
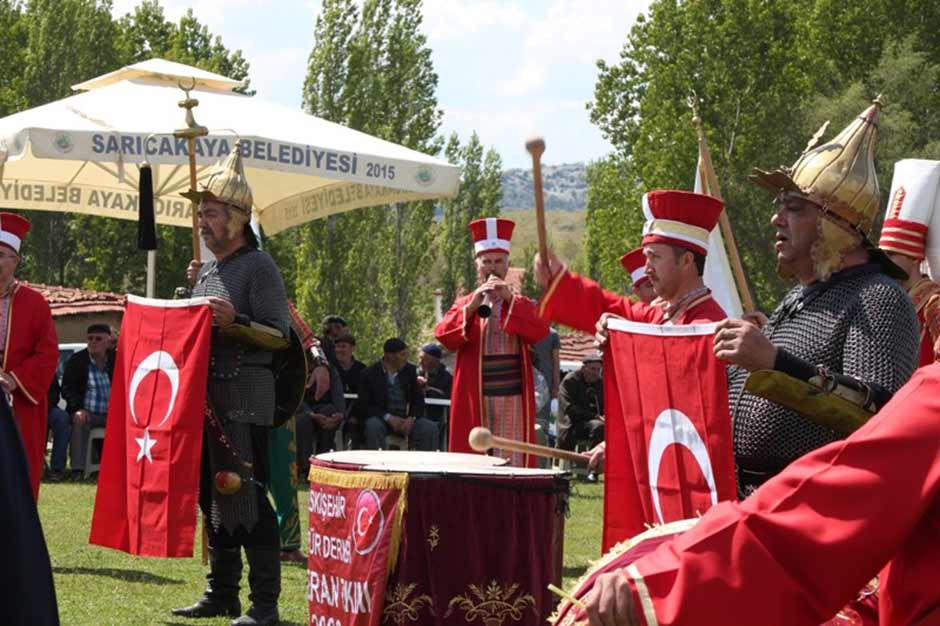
left=0, top=59, right=459, bottom=235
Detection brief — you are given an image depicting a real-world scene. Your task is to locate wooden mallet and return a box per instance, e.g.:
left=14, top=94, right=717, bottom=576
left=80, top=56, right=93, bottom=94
left=525, top=137, right=549, bottom=264
left=468, top=426, right=589, bottom=465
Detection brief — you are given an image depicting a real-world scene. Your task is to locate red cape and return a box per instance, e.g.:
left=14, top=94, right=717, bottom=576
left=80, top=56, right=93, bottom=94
left=4, top=283, right=58, bottom=500
left=435, top=293, right=549, bottom=467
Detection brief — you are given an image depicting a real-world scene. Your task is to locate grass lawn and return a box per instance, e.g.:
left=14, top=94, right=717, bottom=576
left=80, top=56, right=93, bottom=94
left=39, top=477, right=603, bottom=625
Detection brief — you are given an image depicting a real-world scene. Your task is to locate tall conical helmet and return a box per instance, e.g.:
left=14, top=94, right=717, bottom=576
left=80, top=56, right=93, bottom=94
left=750, top=98, right=902, bottom=280
left=184, top=142, right=253, bottom=215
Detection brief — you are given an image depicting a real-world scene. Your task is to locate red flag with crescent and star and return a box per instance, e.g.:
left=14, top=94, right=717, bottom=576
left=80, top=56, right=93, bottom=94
left=90, top=295, right=212, bottom=557
left=602, top=318, right=736, bottom=551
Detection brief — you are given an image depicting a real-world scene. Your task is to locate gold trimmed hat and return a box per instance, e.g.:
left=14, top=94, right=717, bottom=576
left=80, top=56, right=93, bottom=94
left=183, top=142, right=253, bottom=235
left=750, top=98, right=905, bottom=281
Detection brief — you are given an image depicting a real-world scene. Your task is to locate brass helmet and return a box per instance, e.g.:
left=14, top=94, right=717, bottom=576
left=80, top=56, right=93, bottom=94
left=750, top=98, right=905, bottom=281
left=183, top=141, right=253, bottom=238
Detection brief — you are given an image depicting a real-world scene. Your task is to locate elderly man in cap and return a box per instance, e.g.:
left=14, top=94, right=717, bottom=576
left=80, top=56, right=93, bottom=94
left=61, top=323, right=115, bottom=478
left=417, top=343, right=452, bottom=426
left=0, top=212, right=58, bottom=499
left=556, top=352, right=604, bottom=452
left=359, top=338, right=438, bottom=451
left=173, top=144, right=290, bottom=626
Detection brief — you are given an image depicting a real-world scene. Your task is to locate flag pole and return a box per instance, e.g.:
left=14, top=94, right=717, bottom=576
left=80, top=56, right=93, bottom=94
left=174, top=79, right=209, bottom=263
left=689, top=93, right=755, bottom=312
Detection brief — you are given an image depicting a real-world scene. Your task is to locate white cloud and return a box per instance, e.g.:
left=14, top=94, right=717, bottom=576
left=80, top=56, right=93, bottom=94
left=422, top=0, right=526, bottom=43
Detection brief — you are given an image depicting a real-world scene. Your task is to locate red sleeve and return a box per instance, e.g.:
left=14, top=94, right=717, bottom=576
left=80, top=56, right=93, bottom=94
left=9, top=294, right=58, bottom=406
left=501, top=295, right=549, bottom=345
left=537, top=269, right=655, bottom=334
left=620, top=364, right=940, bottom=626
left=434, top=296, right=473, bottom=351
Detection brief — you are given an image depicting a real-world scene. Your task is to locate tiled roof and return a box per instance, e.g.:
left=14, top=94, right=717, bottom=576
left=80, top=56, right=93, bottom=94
left=24, top=282, right=125, bottom=317
left=559, top=331, right=596, bottom=363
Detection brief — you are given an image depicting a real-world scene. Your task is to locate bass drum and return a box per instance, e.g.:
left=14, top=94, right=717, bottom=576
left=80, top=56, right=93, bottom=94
left=271, top=326, right=307, bottom=427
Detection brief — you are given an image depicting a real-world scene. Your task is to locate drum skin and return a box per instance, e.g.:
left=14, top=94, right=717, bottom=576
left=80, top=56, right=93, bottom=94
left=311, top=451, right=570, bottom=626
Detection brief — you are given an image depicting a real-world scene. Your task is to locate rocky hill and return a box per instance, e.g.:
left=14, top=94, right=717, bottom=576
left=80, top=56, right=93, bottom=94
left=501, top=162, right=587, bottom=211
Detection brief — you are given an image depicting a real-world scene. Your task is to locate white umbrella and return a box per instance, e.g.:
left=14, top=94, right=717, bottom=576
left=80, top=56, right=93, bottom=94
left=0, top=58, right=460, bottom=238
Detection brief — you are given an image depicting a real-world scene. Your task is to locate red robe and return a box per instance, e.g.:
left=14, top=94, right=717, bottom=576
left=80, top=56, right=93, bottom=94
left=537, top=269, right=726, bottom=333
left=4, top=283, right=58, bottom=500
left=614, top=363, right=940, bottom=626
left=435, top=292, right=549, bottom=467
left=910, top=276, right=940, bottom=367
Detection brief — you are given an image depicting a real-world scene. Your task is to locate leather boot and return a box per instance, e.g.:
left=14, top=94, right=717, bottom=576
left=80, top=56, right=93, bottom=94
left=172, top=546, right=243, bottom=618
left=231, top=546, right=280, bottom=626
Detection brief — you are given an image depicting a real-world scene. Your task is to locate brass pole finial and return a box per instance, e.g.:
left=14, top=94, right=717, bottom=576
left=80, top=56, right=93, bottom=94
left=688, top=89, right=702, bottom=130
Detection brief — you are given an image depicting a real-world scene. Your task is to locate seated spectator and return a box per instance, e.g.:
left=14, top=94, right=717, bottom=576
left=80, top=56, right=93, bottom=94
left=334, top=333, right=366, bottom=395
left=319, top=314, right=347, bottom=366
left=61, top=324, right=115, bottom=478
left=295, top=352, right=346, bottom=479
left=360, top=338, right=437, bottom=451
left=557, top=352, right=604, bottom=458
left=417, top=344, right=452, bottom=424
left=45, top=376, right=70, bottom=481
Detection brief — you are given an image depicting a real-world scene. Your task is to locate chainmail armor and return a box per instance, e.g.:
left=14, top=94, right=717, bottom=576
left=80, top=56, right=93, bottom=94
left=191, top=246, right=290, bottom=532
left=730, top=264, right=918, bottom=497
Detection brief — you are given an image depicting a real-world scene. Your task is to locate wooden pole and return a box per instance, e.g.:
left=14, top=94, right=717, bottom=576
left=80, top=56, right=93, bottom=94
left=174, top=79, right=208, bottom=264
left=187, top=137, right=200, bottom=263
left=525, top=137, right=549, bottom=263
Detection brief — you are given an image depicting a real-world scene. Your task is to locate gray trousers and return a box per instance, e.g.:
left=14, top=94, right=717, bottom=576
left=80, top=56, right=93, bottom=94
left=364, top=416, right=439, bottom=451
left=69, top=411, right=107, bottom=470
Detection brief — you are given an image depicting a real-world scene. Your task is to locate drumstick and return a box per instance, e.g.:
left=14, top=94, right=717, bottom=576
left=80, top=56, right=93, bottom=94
left=468, top=427, right=589, bottom=465
left=525, top=137, right=549, bottom=264
left=548, top=583, right=586, bottom=610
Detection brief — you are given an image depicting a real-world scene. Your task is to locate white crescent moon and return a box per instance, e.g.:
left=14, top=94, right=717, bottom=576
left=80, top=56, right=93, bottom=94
left=647, top=408, right=718, bottom=524
left=128, top=350, right=180, bottom=428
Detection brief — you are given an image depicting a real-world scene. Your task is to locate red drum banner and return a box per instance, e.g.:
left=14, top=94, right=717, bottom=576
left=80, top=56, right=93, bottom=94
left=89, top=295, right=212, bottom=557
left=603, top=318, right=735, bottom=551
left=307, top=467, right=408, bottom=626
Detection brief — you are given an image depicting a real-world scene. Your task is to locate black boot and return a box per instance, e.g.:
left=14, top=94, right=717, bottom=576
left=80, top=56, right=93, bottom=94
left=231, top=547, right=280, bottom=626
left=172, top=546, right=243, bottom=618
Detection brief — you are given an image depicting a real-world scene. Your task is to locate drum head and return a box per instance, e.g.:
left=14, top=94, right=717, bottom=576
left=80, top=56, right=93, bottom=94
left=314, top=450, right=569, bottom=476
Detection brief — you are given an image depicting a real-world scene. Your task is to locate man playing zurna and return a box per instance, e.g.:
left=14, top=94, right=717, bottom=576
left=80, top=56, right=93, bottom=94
left=172, top=145, right=290, bottom=626
left=877, top=159, right=940, bottom=366
left=435, top=218, right=549, bottom=467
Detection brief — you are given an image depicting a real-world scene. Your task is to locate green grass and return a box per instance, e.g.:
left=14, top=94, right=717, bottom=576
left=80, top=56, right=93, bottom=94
left=39, top=477, right=603, bottom=625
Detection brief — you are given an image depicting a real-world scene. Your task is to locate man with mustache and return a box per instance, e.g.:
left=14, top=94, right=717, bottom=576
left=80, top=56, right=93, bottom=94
left=174, top=144, right=290, bottom=626
left=435, top=217, right=549, bottom=467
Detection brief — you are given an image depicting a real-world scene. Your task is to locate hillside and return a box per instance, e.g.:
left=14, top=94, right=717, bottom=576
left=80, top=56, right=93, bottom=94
left=501, top=162, right=587, bottom=211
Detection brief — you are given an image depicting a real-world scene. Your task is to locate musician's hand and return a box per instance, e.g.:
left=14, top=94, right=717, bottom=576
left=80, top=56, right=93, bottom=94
left=595, top=313, right=624, bottom=350
left=485, top=276, right=514, bottom=304
left=584, top=571, right=638, bottom=626
left=533, top=250, right=564, bottom=287
left=741, top=311, right=769, bottom=329
left=713, top=318, right=777, bottom=371
left=73, top=410, right=89, bottom=426
left=207, top=296, right=236, bottom=327
left=0, top=369, right=16, bottom=393
left=585, top=441, right=605, bottom=472
left=186, top=260, right=203, bottom=285
left=468, top=283, right=489, bottom=314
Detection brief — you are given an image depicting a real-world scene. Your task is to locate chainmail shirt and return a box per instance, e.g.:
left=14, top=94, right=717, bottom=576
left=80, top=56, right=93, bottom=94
left=730, top=263, right=918, bottom=497
left=191, top=246, right=290, bottom=533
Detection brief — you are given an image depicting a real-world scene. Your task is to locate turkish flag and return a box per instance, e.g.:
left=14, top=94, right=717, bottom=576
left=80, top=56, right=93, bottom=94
left=602, top=318, right=735, bottom=551
left=90, top=295, right=212, bottom=557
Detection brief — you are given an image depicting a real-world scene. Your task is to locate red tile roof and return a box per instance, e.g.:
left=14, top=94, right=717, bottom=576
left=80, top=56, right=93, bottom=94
left=559, top=331, right=596, bottom=364
left=24, top=282, right=125, bottom=317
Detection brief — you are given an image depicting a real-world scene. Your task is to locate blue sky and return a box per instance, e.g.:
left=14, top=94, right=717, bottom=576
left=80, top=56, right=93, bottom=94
left=110, top=0, right=651, bottom=169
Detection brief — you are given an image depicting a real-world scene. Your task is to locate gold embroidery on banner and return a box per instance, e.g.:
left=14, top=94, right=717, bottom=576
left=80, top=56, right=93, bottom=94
left=444, top=580, right=537, bottom=626
left=382, top=583, right=434, bottom=625
left=427, top=525, right=440, bottom=551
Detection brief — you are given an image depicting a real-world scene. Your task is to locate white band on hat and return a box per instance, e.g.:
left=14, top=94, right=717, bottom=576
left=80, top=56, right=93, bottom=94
left=0, top=231, right=21, bottom=252
left=631, top=266, right=647, bottom=284
left=643, top=218, right=710, bottom=251
left=474, top=238, right=511, bottom=254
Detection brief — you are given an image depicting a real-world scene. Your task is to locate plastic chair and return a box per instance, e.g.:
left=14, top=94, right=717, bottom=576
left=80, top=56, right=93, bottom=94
left=84, top=427, right=106, bottom=479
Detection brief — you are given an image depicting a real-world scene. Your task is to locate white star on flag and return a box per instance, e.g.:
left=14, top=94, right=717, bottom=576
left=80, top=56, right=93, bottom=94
left=135, top=428, right=157, bottom=463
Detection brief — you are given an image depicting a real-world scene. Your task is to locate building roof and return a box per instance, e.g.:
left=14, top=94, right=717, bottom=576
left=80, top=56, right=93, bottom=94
left=559, top=331, right=596, bottom=367
left=25, top=282, right=125, bottom=318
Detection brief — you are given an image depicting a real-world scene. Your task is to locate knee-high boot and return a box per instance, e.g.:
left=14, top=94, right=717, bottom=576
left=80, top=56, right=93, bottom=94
left=231, top=546, right=280, bottom=626
left=171, top=546, right=243, bottom=618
